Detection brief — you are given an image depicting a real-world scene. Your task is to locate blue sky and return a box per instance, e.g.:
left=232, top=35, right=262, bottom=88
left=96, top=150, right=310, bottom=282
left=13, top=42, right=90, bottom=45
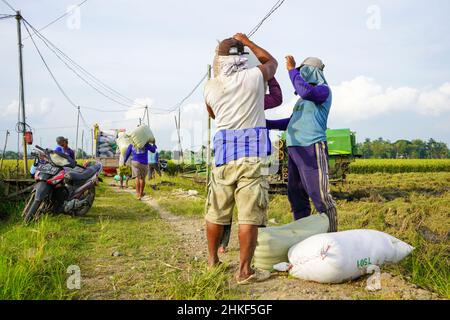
left=1, top=0, right=449, bottom=152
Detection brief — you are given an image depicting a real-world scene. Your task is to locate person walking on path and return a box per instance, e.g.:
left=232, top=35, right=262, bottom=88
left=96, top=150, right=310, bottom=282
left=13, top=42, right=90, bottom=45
left=124, top=142, right=157, bottom=200
left=148, top=150, right=161, bottom=181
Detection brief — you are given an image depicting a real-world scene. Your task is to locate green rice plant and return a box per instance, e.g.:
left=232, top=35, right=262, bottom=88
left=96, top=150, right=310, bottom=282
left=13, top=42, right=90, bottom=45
left=349, top=159, right=450, bottom=174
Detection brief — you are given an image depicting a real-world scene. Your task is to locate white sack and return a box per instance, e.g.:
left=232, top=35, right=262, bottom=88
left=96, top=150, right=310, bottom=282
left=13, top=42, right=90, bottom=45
left=130, top=125, right=155, bottom=149
left=288, top=229, right=414, bottom=283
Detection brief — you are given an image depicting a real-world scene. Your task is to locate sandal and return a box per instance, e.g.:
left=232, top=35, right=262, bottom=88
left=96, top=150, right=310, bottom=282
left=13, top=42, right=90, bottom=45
left=236, top=269, right=271, bottom=285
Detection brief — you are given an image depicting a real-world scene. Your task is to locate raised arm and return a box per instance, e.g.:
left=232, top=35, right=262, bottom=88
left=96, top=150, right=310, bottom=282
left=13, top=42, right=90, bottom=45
left=233, top=33, right=278, bottom=82
left=264, top=77, right=283, bottom=110
left=286, top=56, right=330, bottom=104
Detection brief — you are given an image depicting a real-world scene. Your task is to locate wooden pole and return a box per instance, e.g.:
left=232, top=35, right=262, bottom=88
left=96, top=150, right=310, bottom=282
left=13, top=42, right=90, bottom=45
left=206, top=64, right=212, bottom=189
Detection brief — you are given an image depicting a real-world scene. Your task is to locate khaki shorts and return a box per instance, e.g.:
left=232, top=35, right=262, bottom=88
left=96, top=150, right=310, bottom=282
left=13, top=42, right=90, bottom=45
left=131, top=161, right=148, bottom=179
left=205, top=158, right=269, bottom=226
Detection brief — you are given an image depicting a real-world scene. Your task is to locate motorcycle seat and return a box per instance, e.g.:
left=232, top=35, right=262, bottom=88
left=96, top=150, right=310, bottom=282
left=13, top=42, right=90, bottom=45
left=65, top=164, right=100, bottom=181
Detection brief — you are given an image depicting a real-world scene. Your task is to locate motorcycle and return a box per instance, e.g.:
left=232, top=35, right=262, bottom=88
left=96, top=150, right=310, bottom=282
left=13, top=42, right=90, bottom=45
left=23, top=145, right=103, bottom=223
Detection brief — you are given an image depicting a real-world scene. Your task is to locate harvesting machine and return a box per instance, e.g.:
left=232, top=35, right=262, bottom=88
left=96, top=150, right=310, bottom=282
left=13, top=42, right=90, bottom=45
left=268, top=128, right=361, bottom=194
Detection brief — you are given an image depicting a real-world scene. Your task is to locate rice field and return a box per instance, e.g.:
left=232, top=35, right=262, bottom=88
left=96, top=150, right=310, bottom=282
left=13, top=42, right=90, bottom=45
left=349, top=159, right=450, bottom=174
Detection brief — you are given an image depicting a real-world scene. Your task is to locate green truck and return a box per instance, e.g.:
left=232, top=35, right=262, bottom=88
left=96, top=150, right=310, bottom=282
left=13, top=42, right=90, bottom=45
left=268, top=128, right=361, bottom=193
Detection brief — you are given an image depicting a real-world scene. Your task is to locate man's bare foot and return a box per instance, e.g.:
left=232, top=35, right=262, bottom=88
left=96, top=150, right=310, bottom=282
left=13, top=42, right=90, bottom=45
left=235, top=269, right=271, bottom=285
left=218, top=246, right=227, bottom=254
left=208, top=257, right=221, bottom=268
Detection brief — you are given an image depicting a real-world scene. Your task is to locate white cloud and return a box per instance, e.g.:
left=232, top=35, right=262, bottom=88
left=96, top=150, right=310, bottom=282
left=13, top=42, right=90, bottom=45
left=330, top=77, right=450, bottom=122
left=1, top=100, right=20, bottom=116
left=39, top=98, right=54, bottom=115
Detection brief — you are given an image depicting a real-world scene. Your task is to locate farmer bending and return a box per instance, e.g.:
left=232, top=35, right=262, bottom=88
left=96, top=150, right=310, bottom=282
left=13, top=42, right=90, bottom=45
left=124, top=142, right=157, bottom=200
left=204, top=33, right=278, bottom=284
left=266, top=56, right=338, bottom=232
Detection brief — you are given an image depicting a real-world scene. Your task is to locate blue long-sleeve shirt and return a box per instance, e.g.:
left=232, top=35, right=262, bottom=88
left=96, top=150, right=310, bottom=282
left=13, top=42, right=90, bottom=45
left=124, top=143, right=157, bottom=165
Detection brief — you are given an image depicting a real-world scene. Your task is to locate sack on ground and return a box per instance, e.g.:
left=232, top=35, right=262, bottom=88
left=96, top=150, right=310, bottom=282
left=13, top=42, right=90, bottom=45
left=253, top=214, right=329, bottom=271
left=130, top=125, right=155, bottom=149
left=288, top=229, right=414, bottom=284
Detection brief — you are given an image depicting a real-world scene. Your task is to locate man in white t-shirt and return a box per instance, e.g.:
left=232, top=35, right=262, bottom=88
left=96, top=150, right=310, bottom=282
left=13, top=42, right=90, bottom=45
left=204, top=33, right=278, bottom=285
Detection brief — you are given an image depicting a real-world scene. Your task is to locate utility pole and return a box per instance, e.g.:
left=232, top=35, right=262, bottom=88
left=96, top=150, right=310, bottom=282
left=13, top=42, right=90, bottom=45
left=75, top=106, right=80, bottom=160
left=0, top=130, right=10, bottom=171
left=16, top=11, right=28, bottom=175
left=146, top=105, right=150, bottom=127
left=90, top=128, right=94, bottom=158
left=81, top=129, right=84, bottom=160
left=206, top=64, right=212, bottom=189
left=175, top=113, right=183, bottom=163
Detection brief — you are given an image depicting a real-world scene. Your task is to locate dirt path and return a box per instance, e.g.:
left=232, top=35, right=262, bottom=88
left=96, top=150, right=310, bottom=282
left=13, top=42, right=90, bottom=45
left=118, top=186, right=438, bottom=300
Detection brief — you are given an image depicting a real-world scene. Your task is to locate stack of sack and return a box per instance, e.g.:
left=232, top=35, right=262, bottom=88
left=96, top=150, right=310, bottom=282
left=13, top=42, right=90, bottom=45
left=129, top=125, right=155, bottom=149
left=97, top=132, right=117, bottom=157
left=254, top=215, right=414, bottom=284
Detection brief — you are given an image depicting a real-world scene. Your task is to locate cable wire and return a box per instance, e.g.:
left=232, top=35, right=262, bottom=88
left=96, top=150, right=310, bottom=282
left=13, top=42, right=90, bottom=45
left=23, top=20, right=80, bottom=110
left=23, top=19, right=160, bottom=112
left=247, top=0, right=286, bottom=38
left=23, top=0, right=88, bottom=41
left=1, top=0, right=15, bottom=13
left=23, top=19, right=147, bottom=111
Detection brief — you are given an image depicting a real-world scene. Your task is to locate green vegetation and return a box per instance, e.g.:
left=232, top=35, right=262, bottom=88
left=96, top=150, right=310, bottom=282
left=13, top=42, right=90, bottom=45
left=349, top=159, right=450, bottom=174
left=269, top=172, right=450, bottom=298
left=142, top=172, right=450, bottom=298
left=357, top=138, right=449, bottom=159
left=0, top=183, right=237, bottom=300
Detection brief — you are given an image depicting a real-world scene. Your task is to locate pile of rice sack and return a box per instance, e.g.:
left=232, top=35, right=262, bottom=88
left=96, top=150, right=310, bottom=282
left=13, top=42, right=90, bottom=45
left=97, top=131, right=117, bottom=157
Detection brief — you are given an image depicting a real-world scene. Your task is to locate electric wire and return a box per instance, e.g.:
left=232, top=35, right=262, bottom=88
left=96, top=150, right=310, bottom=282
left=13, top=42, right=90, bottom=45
left=247, top=0, right=286, bottom=38
left=23, top=19, right=163, bottom=112
left=23, top=19, right=148, bottom=111
left=23, top=0, right=88, bottom=41
left=0, top=0, right=15, bottom=13
left=22, top=19, right=79, bottom=109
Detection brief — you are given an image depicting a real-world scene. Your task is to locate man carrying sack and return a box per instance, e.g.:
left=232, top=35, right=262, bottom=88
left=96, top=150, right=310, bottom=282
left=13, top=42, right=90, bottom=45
left=204, top=33, right=278, bottom=284
left=124, top=142, right=157, bottom=200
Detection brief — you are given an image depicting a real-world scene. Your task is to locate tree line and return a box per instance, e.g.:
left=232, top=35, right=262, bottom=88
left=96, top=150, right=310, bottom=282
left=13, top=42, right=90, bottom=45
left=356, top=138, right=449, bottom=159
left=1, top=138, right=449, bottom=160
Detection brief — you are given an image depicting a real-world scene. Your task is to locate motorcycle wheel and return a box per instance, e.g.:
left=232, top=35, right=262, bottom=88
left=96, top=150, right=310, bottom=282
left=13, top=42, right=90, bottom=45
left=23, top=192, right=45, bottom=224
left=73, top=186, right=96, bottom=217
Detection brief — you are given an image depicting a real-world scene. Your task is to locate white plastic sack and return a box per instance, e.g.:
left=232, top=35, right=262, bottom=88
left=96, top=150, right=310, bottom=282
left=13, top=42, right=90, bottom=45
left=116, top=134, right=132, bottom=156
left=99, top=146, right=112, bottom=153
left=288, top=229, right=414, bottom=284
left=254, top=214, right=329, bottom=271
left=130, top=125, right=155, bottom=149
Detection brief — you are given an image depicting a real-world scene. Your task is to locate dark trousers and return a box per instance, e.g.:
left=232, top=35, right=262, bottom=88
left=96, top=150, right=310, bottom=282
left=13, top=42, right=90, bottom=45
left=287, top=142, right=338, bottom=232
